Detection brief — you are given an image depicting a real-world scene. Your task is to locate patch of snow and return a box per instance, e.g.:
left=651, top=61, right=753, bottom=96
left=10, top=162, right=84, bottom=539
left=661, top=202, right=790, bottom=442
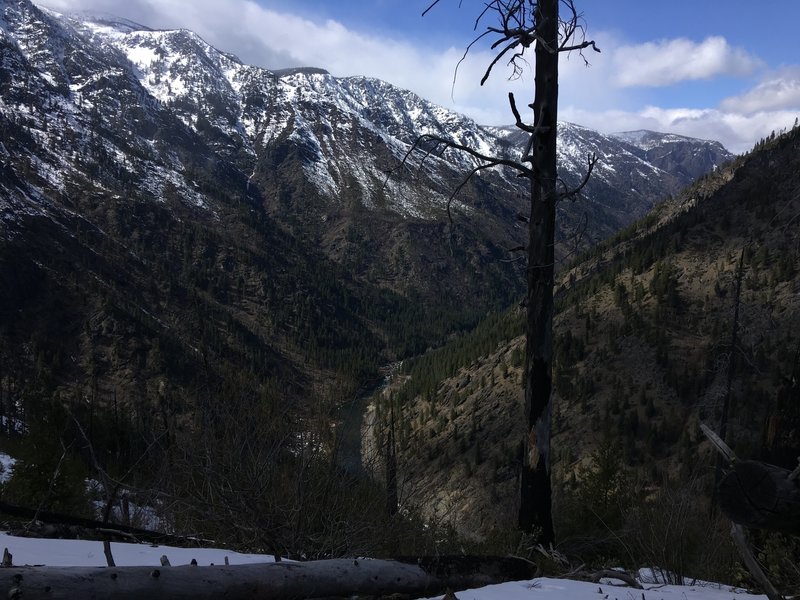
left=0, top=452, right=16, bottom=484
left=0, top=532, right=275, bottom=567
left=0, top=417, right=24, bottom=435
left=420, top=576, right=766, bottom=600
left=123, top=43, right=160, bottom=69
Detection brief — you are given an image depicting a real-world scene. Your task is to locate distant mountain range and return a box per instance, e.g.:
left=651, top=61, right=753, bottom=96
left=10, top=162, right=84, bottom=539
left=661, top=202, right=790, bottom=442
left=0, top=0, right=733, bottom=411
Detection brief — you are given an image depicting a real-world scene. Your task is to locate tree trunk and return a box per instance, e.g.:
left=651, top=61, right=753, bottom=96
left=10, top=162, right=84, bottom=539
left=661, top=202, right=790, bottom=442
left=719, top=460, right=800, bottom=535
left=519, top=0, right=558, bottom=544
left=386, top=400, right=398, bottom=516
left=0, top=556, right=536, bottom=600
left=730, top=524, right=784, bottom=600
left=714, top=246, right=745, bottom=501
left=0, top=499, right=200, bottom=546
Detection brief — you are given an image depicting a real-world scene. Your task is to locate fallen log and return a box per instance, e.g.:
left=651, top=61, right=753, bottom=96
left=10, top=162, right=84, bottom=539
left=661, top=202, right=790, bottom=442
left=730, top=524, right=784, bottom=600
left=0, top=500, right=199, bottom=546
left=718, top=459, right=800, bottom=535
left=589, top=570, right=642, bottom=589
left=1, top=556, right=536, bottom=600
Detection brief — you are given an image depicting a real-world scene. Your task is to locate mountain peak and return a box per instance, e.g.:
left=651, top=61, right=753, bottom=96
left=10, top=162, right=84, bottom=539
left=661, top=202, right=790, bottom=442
left=610, top=129, right=733, bottom=182
left=272, top=66, right=330, bottom=78
left=612, top=129, right=728, bottom=150
left=61, top=10, right=153, bottom=34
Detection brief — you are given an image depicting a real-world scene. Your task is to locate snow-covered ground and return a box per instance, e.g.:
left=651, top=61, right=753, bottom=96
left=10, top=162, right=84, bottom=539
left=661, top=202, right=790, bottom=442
left=0, top=532, right=274, bottom=567
left=0, top=532, right=768, bottom=600
left=0, top=450, right=773, bottom=600
left=419, top=577, right=767, bottom=600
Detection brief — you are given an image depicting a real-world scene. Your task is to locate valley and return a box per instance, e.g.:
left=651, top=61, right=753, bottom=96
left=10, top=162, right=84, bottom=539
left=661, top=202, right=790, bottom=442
left=377, top=129, right=800, bottom=562
left=1, top=0, right=797, bottom=589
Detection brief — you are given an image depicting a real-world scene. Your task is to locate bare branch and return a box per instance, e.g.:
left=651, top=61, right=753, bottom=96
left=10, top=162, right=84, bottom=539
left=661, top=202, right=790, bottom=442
left=409, top=133, right=534, bottom=178
left=522, top=134, right=536, bottom=164
left=560, top=40, right=600, bottom=54
left=487, top=26, right=544, bottom=51
left=507, top=93, right=552, bottom=164
left=558, top=153, right=597, bottom=202
left=700, top=422, right=737, bottom=465
left=421, top=0, right=443, bottom=18
left=788, top=457, right=800, bottom=482
left=731, top=524, right=784, bottom=600
left=428, top=0, right=600, bottom=88
left=452, top=29, right=494, bottom=96
left=508, top=93, right=536, bottom=134
left=555, top=211, right=589, bottom=268
left=480, top=39, right=525, bottom=85
left=445, top=159, right=528, bottom=224
left=557, top=0, right=600, bottom=60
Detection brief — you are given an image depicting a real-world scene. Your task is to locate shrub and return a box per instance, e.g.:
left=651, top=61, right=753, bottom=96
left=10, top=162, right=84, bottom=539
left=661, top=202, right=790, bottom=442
left=623, top=475, right=738, bottom=584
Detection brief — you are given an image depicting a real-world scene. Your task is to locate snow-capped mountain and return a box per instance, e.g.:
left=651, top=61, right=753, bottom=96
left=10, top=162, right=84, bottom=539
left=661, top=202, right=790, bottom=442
left=1, top=0, right=731, bottom=237
left=612, top=130, right=732, bottom=184
left=0, top=0, right=734, bottom=409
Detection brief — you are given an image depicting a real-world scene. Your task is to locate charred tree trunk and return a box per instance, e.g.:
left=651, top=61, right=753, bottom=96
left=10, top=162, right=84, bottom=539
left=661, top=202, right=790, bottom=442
left=386, top=401, right=398, bottom=516
left=519, top=0, right=558, bottom=544
left=719, top=459, right=800, bottom=535
left=714, top=246, right=745, bottom=496
left=418, top=0, right=597, bottom=545
left=730, top=524, right=784, bottom=600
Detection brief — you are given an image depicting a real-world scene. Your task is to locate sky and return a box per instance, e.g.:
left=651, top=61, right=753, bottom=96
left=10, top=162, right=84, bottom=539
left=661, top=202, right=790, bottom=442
left=34, top=0, right=800, bottom=153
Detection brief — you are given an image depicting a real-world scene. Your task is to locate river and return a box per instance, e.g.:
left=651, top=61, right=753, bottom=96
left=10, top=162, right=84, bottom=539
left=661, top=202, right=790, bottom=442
left=335, top=362, right=400, bottom=478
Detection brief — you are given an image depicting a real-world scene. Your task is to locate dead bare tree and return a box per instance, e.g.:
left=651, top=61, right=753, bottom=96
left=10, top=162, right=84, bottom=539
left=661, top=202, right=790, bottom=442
left=415, top=0, right=598, bottom=543
left=709, top=245, right=747, bottom=512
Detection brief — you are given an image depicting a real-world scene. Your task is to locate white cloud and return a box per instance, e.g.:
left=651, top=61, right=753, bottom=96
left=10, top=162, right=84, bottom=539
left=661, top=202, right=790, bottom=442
left=559, top=34, right=800, bottom=153
left=612, top=36, right=761, bottom=88
left=562, top=104, right=799, bottom=154
left=720, top=69, right=800, bottom=114
left=559, top=32, right=624, bottom=112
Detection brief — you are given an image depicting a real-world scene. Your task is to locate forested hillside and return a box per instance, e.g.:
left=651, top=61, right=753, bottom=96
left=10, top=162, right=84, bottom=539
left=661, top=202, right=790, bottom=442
left=377, top=126, right=800, bottom=576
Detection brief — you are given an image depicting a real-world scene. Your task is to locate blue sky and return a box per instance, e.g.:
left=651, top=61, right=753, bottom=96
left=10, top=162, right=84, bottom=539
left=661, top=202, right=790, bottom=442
left=39, top=0, right=800, bottom=152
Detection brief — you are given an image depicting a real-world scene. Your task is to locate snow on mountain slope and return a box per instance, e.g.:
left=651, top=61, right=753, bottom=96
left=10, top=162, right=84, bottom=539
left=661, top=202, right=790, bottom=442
left=1, top=0, right=228, bottom=220
left=1, top=0, right=733, bottom=234
left=611, top=130, right=734, bottom=183
left=54, top=7, right=729, bottom=221
left=613, top=129, right=712, bottom=152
